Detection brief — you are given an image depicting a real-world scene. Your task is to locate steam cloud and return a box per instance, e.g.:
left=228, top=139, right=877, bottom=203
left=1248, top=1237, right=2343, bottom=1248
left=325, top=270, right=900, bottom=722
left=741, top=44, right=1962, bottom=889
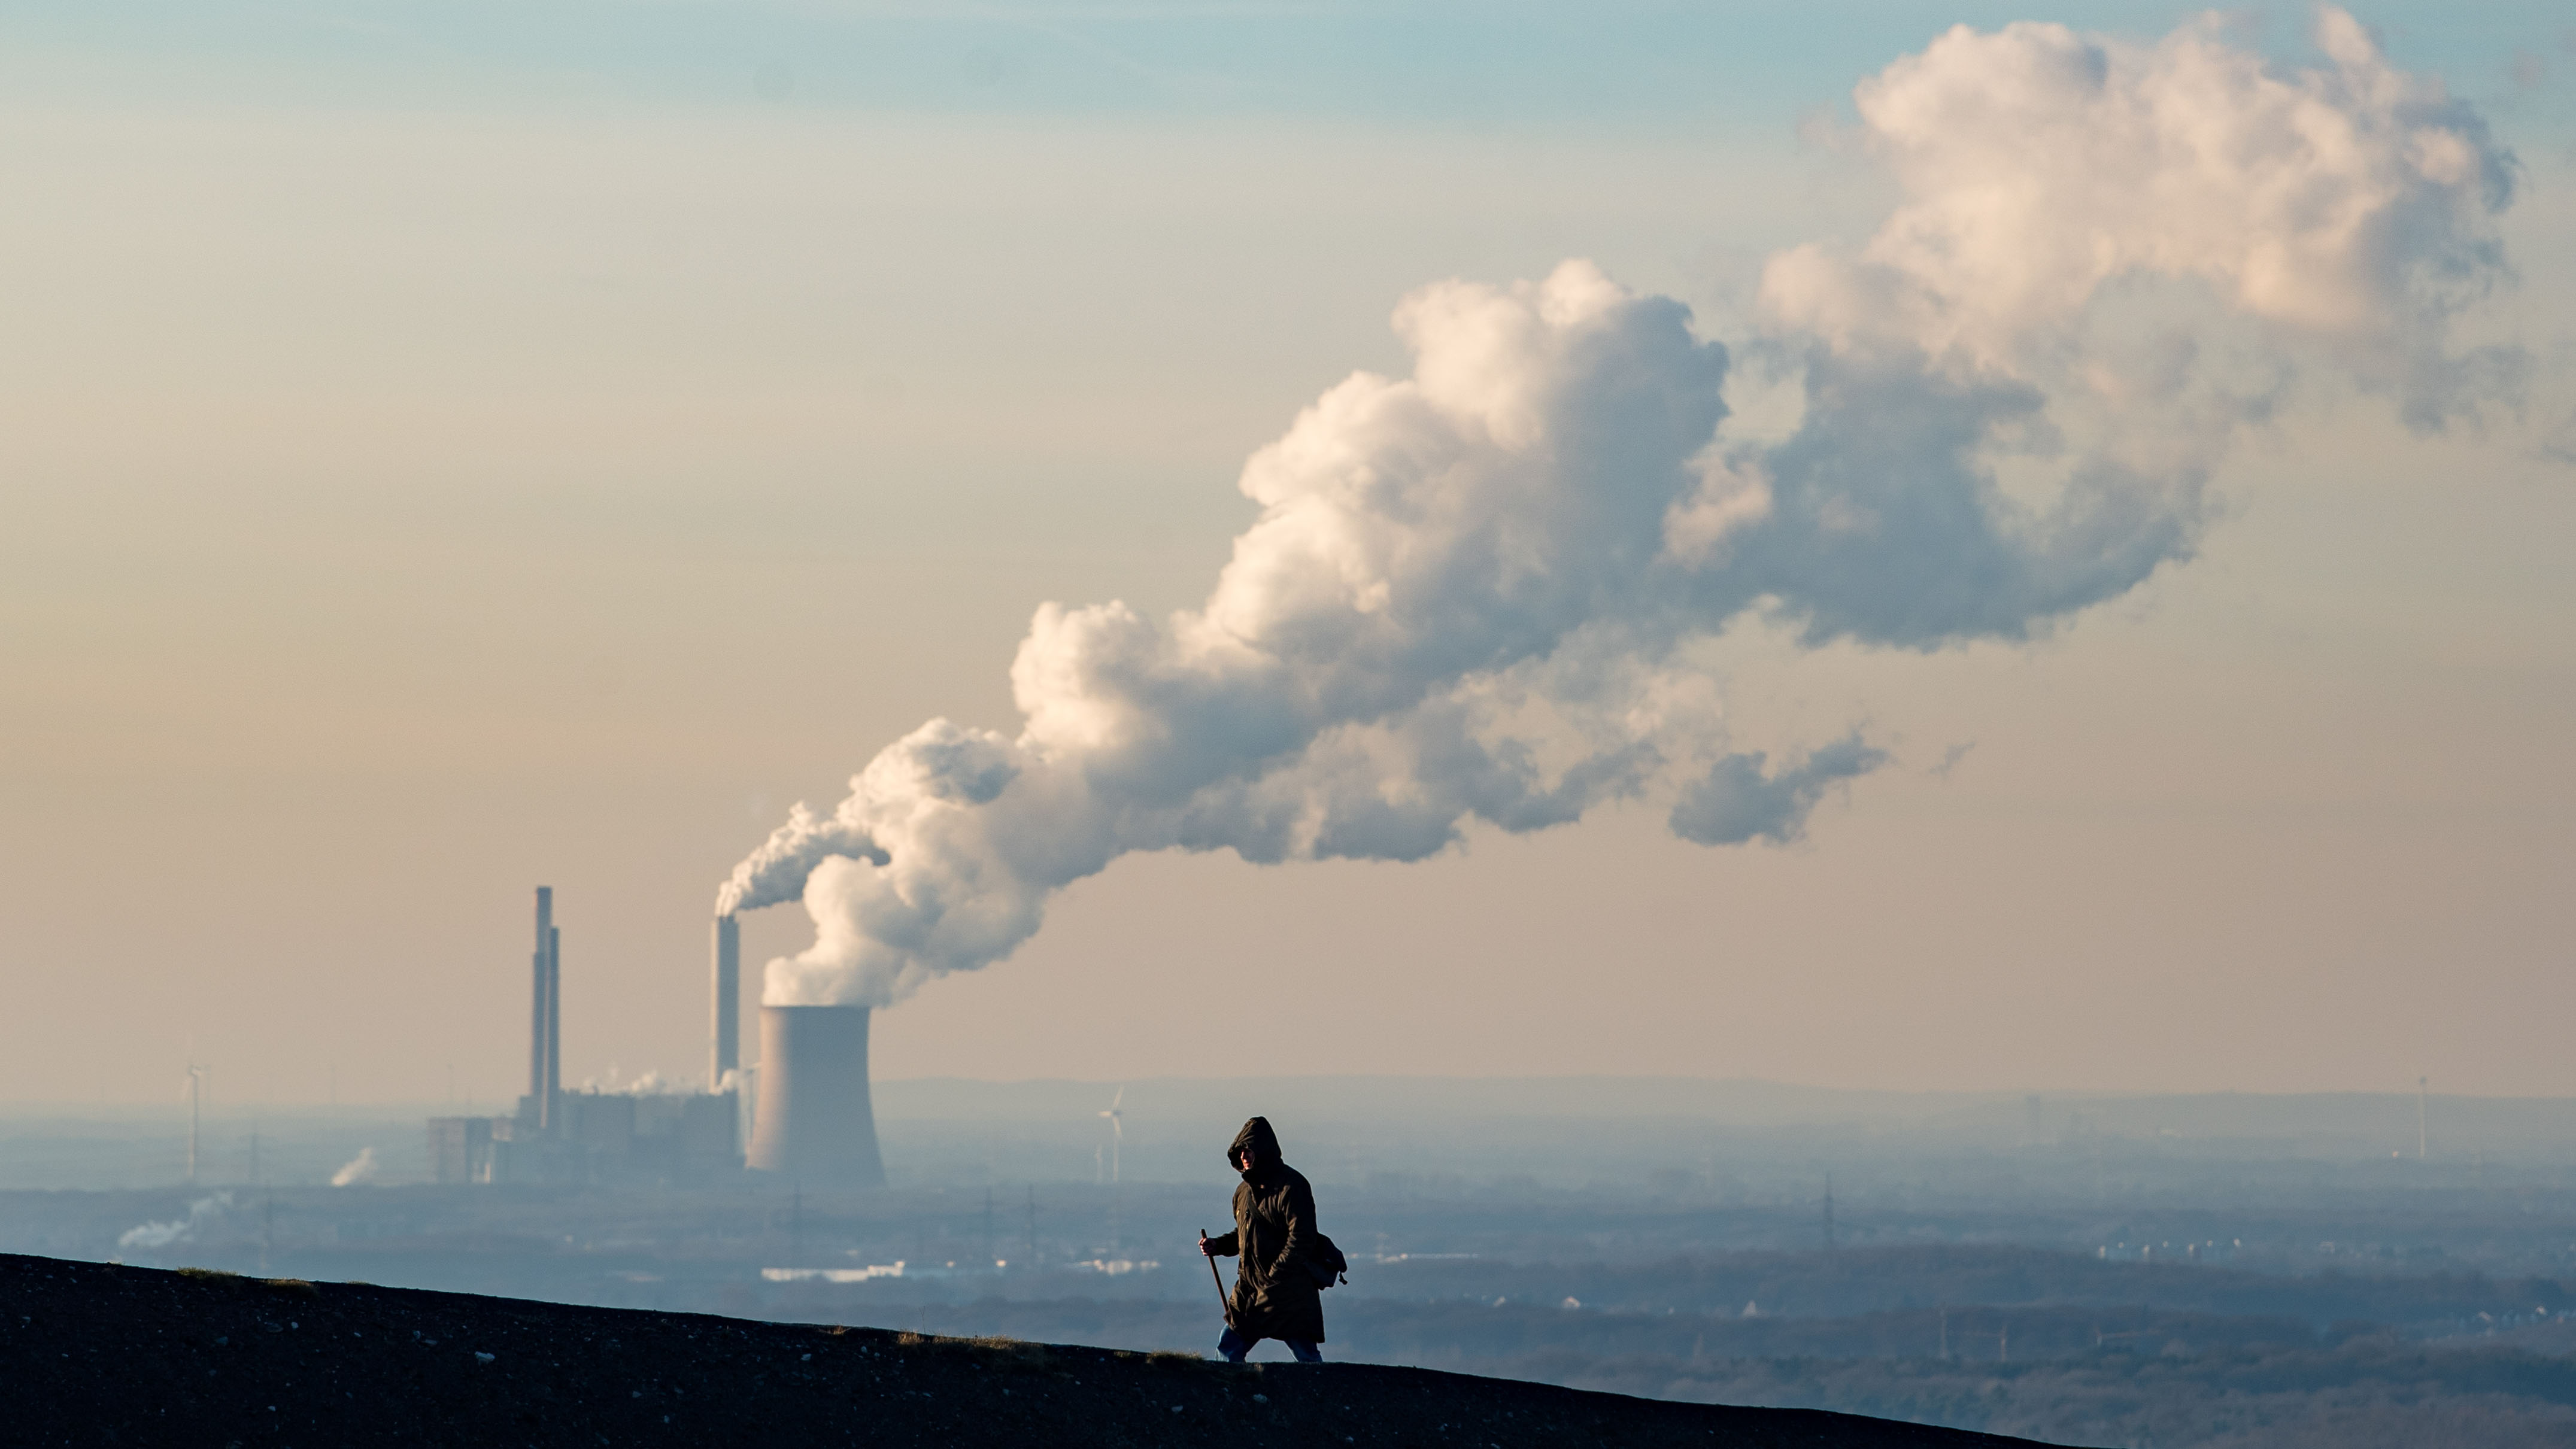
left=1671, top=735, right=1890, bottom=848
left=723, top=10, right=2523, bottom=1008
left=330, top=1147, right=380, bottom=1187
left=118, top=1192, right=232, bottom=1251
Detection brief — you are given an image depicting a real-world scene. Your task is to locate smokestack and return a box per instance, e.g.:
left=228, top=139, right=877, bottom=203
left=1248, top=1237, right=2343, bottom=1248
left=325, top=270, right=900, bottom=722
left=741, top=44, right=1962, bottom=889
left=544, top=923, right=562, bottom=1132
left=710, top=915, right=740, bottom=1090
left=746, top=1006, right=885, bottom=1189
left=527, top=887, right=552, bottom=1131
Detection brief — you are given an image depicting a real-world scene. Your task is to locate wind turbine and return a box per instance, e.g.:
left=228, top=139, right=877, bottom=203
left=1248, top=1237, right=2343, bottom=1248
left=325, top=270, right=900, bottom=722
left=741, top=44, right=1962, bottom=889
left=183, top=1064, right=207, bottom=1185
left=1098, top=1087, right=1125, bottom=1186
left=2418, top=1076, right=2429, bottom=1160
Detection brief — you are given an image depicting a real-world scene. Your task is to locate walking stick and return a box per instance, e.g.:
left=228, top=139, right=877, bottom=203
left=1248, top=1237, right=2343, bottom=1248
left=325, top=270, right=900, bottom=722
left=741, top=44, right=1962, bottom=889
left=1200, top=1229, right=1233, bottom=1328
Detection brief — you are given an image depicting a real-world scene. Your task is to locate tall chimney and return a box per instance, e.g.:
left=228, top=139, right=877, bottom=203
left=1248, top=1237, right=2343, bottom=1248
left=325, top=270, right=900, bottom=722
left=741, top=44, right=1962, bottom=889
left=710, top=915, right=741, bottom=1091
left=527, top=887, right=552, bottom=1130
left=747, top=1006, right=886, bottom=1189
left=543, top=922, right=562, bottom=1131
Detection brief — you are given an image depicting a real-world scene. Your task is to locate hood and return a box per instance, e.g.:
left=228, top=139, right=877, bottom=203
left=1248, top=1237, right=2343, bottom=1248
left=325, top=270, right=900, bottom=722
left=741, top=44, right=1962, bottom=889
left=1227, top=1116, right=1282, bottom=1169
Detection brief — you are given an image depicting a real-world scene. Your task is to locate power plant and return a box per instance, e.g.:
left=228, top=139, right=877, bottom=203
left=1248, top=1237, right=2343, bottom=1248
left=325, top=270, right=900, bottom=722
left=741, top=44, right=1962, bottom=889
left=426, top=889, right=888, bottom=1188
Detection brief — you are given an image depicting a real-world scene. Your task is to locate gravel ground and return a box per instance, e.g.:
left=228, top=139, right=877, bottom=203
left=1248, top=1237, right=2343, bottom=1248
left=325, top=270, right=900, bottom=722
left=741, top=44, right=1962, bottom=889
left=3, top=1252, right=2046, bottom=1447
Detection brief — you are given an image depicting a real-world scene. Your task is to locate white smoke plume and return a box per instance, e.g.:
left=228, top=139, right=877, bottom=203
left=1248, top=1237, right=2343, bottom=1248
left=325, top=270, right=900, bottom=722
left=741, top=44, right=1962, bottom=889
left=117, top=1192, right=232, bottom=1251
left=1670, top=734, right=1890, bottom=847
left=724, top=9, right=2525, bottom=1009
left=1762, top=8, right=2519, bottom=430
left=329, top=1147, right=379, bottom=1187
left=718, top=801, right=885, bottom=918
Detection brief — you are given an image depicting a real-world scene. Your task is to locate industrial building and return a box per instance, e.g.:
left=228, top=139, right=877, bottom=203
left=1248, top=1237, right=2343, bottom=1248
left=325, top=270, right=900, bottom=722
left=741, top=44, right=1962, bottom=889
left=427, top=888, right=742, bottom=1185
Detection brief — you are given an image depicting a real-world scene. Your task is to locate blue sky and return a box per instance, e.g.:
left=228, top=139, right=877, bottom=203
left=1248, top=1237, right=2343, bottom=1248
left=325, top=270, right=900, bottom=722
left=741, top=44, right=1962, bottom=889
left=8, top=2, right=2571, bottom=130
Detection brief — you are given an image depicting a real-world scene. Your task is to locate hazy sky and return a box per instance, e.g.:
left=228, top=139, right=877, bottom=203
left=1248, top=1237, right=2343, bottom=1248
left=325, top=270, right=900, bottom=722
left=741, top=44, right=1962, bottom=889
left=5, top=2, right=2573, bottom=1105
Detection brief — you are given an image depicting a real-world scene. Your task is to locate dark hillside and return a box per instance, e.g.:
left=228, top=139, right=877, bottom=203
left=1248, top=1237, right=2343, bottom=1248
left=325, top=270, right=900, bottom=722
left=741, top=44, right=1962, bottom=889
left=2, top=1253, right=2045, bottom=1448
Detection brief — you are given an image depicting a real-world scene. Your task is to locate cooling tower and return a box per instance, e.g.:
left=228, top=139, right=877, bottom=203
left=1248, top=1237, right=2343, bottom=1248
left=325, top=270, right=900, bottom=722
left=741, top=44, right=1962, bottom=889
left=746, top=1006, right=885, bottom=1189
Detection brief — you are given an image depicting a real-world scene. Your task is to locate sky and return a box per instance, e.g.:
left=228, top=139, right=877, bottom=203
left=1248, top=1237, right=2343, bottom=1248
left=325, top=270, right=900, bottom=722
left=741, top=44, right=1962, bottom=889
left=4, top=1, right=2573, bottom=1106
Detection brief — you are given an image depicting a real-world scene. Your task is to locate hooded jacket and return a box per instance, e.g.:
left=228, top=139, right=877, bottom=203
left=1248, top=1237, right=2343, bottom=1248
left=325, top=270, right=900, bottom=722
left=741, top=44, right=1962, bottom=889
left=1201, top=1116, right=1325, bottom=1344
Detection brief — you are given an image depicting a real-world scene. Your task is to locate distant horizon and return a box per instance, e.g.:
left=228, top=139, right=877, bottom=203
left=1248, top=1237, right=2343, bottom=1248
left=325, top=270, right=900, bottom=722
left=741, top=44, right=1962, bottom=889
left=4, top=1074, right=2564, bottom=1112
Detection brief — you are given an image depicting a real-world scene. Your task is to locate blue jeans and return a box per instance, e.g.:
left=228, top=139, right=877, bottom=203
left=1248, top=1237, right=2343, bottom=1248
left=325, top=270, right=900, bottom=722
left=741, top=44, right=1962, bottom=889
left=1218, top=1327, right=1320, bottom=1363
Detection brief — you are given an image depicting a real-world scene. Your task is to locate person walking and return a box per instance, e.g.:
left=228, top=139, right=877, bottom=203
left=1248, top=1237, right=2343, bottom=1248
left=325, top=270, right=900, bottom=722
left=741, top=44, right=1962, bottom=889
left=1198, top=1116, right=1327, bottom=1363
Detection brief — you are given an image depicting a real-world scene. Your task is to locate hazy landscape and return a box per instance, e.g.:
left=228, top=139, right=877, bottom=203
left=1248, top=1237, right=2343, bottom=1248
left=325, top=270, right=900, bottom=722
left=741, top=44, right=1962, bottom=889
left=16, top=1079, right=2576, bottom=1445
